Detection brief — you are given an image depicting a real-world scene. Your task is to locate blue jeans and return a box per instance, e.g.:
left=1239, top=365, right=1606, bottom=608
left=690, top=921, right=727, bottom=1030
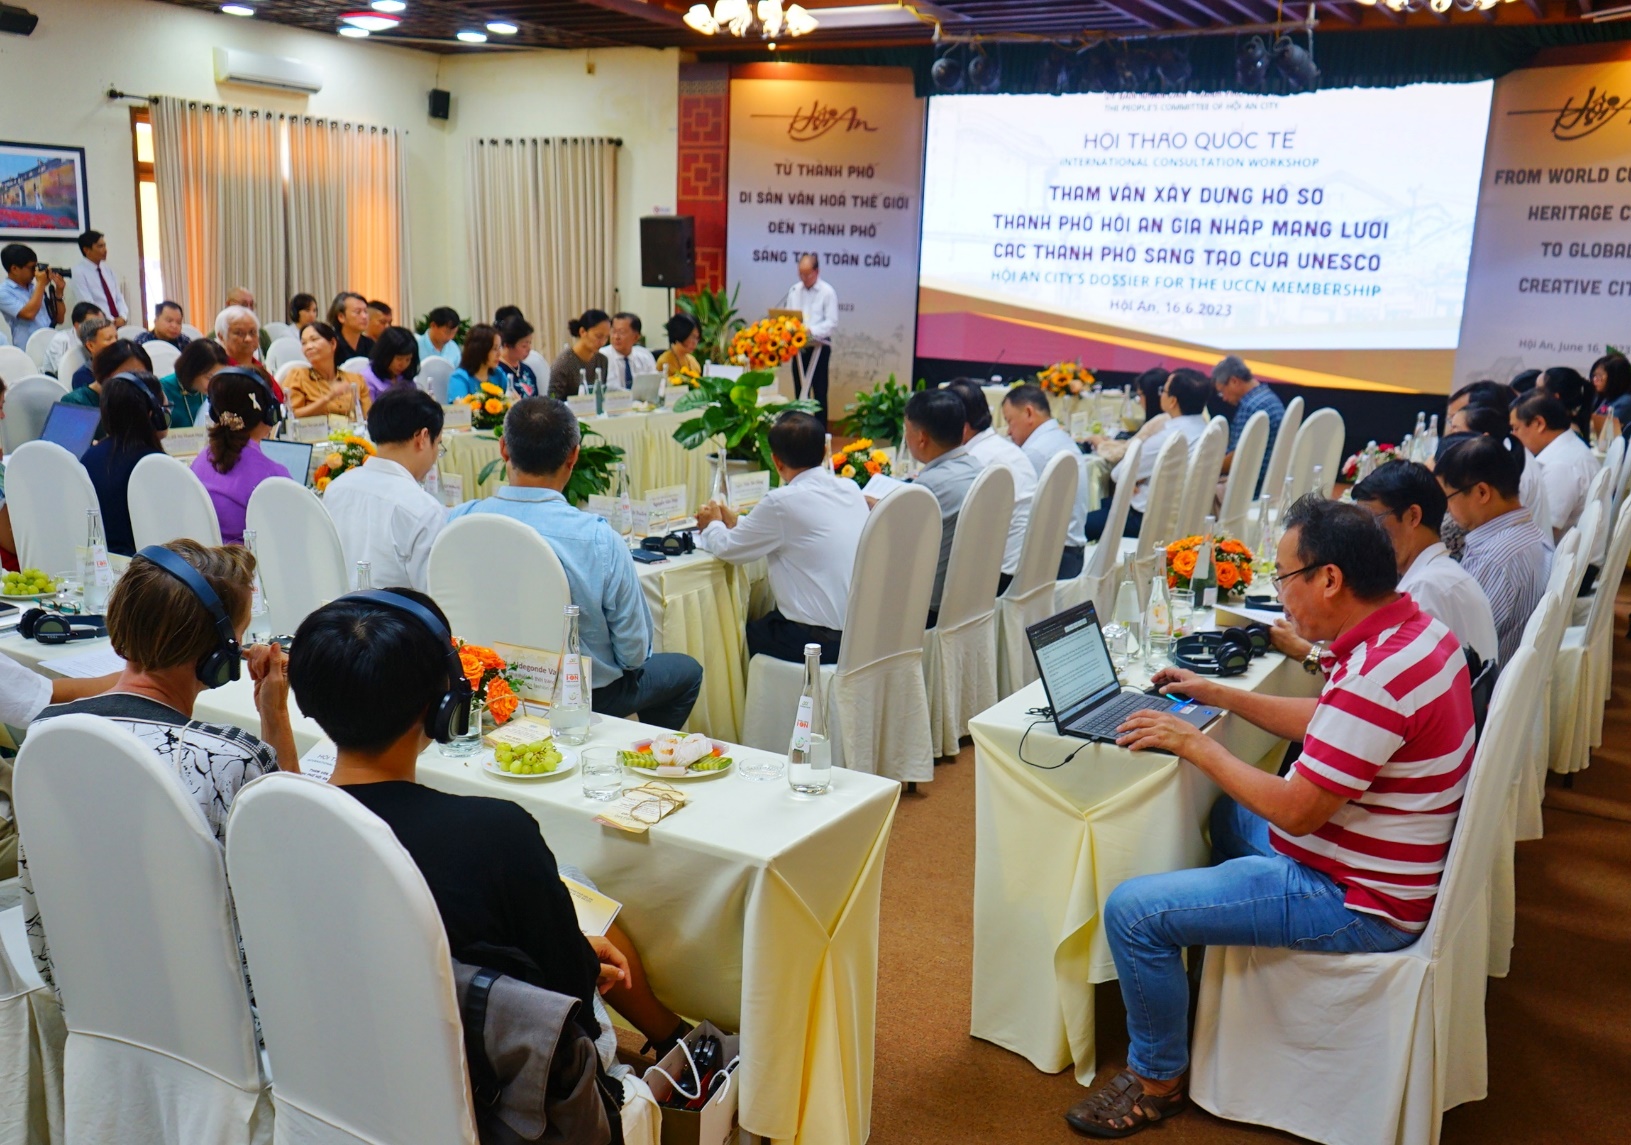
left=591, top=653, right=704, bottom=731
left=1103, top=796, right=1415, bottom=1081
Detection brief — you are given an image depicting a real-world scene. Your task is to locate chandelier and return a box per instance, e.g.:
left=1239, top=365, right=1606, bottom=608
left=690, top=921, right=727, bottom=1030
left=684, top=0, right=819, bottom=37
left=1356, top=0, right=1510, bottom=11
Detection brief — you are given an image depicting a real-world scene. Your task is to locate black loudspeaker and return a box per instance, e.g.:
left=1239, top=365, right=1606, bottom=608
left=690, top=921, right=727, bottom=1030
left=641, top=215, right=696, bottom=289
left=428, top=88, right=451, bottom=120
left=0, top=4, right=38, bottom=35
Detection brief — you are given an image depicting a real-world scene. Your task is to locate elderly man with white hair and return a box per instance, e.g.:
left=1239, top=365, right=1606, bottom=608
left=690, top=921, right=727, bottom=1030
left=214, top=304, right=284, bottom=402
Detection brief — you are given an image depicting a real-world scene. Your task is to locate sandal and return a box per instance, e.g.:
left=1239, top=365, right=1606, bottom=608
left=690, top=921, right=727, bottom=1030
left=1065, top=1070, right=1188, bottom=1138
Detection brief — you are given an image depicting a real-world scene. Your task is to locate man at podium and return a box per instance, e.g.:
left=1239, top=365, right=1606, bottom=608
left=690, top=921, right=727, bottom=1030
left=779, top=253, right=838, bottom=425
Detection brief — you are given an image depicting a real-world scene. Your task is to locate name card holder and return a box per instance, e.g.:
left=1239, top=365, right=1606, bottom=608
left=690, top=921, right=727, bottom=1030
left=729, top=470, right=771, bottom=511
left=443, top=404, right=472, bottom=430
left=602, top=389, right=634, bottom=416
left=291, top=416, right=331, bottom=444
left=162, top=425, right=208, bottom=458
left=566, top=394, right=599, bottom=420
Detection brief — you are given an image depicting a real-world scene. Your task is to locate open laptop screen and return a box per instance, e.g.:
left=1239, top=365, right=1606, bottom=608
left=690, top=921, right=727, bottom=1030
left=260, top=439, right=315, bottom=488
left=1029, top=601, right=1122, bottom=720
left=40, top=403, right=100, bottom=459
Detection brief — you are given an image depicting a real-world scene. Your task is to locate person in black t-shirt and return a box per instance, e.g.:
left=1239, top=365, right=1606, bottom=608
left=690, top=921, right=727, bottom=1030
left=287, top=588, right=689, bottom=1057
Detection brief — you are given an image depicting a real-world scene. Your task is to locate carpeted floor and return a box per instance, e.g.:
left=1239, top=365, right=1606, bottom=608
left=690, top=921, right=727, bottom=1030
left=867, top=592, right=1631, bottom=1145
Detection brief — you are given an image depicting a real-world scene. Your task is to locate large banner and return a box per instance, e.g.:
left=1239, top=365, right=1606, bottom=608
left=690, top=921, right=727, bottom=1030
left=727, top=73, right=924, bottom=413
left=1455, top=62, right=1631, bottom=386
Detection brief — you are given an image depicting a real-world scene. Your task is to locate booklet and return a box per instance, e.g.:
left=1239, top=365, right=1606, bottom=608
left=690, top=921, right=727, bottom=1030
left=561, top=877, right=622, bottom=936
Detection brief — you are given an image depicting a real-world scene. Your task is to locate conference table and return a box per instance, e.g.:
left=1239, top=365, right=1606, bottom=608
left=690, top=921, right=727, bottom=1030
left=967, top=626, right=1322, bottom=1084
left=1, top=625, right=897, bottom=1145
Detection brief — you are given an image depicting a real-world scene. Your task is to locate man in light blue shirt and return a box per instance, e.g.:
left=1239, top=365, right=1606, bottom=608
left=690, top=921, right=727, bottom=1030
left=416, top=306, right=463, bottom=366
left=1001, top=384, right=1089, bottom=578
left=1, top=243, right=64, bottom=346
left=446, top=396, right=703, bottom=729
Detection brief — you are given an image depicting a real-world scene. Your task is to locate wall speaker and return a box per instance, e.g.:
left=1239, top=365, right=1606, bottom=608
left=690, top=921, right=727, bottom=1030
left=640, top=215, right=696, bottom=289
left=428, top=88, right=451, bottom=120
left=0, top=5, right=38, bottom=35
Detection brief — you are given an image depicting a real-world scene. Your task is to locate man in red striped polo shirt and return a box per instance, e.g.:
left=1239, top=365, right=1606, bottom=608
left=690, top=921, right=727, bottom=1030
left=1064, top=495, right=1475, bottom=1139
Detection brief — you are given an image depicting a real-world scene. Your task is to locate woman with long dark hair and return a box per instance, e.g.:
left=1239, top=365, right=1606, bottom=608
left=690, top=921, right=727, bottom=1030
left=162, top=338, right=229, bottom=428
left=358, top=326, right=420, bottom=404
left=447, top=323, right=501, bottom=403
left=82, top=371, right=169, bottom=555
left=1589, top=353, right=1631, bottom=434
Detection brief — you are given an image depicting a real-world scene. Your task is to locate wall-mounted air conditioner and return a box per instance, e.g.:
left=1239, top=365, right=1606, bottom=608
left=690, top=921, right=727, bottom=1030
left=213, top=46, right=323, bottom=94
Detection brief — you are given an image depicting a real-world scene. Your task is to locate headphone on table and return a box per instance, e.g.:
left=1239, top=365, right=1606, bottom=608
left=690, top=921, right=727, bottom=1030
left=336, top=590, right=473, bottom=743
left=210, top=366, right=283, bottom=428
left=1171, top=622, right=1272, bottom=678
left=136, top=545, right=242, bottom=688
left=641, top=531, right=696, bottom=557
left=108, top=370, right=169, bottom=433
left=20, top=609, right=107, bottom=645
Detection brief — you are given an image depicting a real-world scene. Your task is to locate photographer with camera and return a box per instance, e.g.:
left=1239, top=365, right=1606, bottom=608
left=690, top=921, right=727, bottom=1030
left=1, top=244, right=66, bottom=346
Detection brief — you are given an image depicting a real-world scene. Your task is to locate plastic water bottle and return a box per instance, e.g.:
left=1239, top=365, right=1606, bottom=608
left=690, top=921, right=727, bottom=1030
left=787, top=643, right=831, bottom=795
left=1309, top=464, right=1325, bottom=499
left=1192, top=515, right=1219, bottom=611
left=1422, top=415, right=1439, bottom=460
left=594, top=366, right=606, bottom=415
left=241, top=529, right=272, bottom=645
left=83, top=509, right=113, bottom=613
left=353, top=560, right=372, bottom=591
left=1409, top=412, right=1427, bottom=461
left=1144, top=573, right=1173, bottom=669
left=1111, top=578, right=1143, bottom=668
left=552, top=605, right=591, bottom=746
left=613, top=462, right=633, bottom=546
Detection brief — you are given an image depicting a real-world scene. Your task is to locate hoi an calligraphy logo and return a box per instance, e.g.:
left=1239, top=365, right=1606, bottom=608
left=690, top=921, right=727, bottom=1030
left=1508, top=85, right=1629, bottom=141
left=753, top=100, right=878, bottom=142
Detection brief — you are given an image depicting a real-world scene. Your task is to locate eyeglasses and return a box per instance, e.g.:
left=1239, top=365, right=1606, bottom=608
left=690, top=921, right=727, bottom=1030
left=1271, top=564, right=1319, bottom=588
left=1443, top=485, right=1476, bottom=501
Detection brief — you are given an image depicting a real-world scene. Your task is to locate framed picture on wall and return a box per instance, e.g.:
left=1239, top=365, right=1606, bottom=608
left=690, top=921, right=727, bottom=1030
left=0, top=141, right=90, bottom=239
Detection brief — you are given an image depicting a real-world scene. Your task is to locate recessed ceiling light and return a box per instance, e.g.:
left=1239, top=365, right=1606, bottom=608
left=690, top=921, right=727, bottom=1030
left=456, top=29, right=488, bottom=42
left=485, top=20, right=518, bottom=34
left=338, top=25, right=369, bottom=37
left=221, top=3, right=255, bottom=15
left=370, top=0, right=406, bottom=11
left=340, top=10, right=401, bottom=30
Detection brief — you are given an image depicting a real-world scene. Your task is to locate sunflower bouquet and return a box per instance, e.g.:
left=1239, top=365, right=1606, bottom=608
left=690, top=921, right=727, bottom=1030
left=313, top=430, right=375, bottom=494
left=674, top=363, right=704, bottom=388
left=460, top=381, right=512, bottom=432
left=729, top=314, right=808, bottom=371
left=831, top=437, right=892, bottom=489
left=1166, top=535, right=1254, bottom=597
left=455, top=640, right=523, bottom=725
left=1036, top=360, right=1096, bottom=397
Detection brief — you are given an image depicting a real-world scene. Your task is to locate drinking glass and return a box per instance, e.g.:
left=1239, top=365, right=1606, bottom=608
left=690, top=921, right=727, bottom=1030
left=739, top=749, right=786, bottom=783
left=438, top=695, right=483, bottom=758
left=581, top=748, right=625, bottom=802
left=1169, top=589, right=1195, bottom=638
left=52, top=570, right=83, bottom=611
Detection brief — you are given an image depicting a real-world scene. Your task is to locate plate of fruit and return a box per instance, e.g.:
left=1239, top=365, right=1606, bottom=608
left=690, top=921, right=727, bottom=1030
left=619, top=733, right=733, bottom=779
left=0, top=569, right=58, bottom=602
left=483, top=738, right=577, bottom=780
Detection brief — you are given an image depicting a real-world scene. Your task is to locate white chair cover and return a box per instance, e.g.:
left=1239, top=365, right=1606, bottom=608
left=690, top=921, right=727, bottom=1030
left=1124, top=432, right=1188, bottom=606
left=428, top=515, right=571, bottom=649
left=2, top=374, right=67, bottom=453
left=116, top=324, right=144, bottom=341
left=262, top=321, right=291, bottom=342
left=182, top=323, right=204, bottom=341
left=1600, top=435, right=1623, bottom=506
left=128, top=453, right=224, bottom=549
left=25, top=328, right=55, bottom=368
left=743, top=485, right=942, bottom=783
left=1614, top=432, right=1631, bottom=514
left=1581, top=462, right=1615, bottom=571
left=1517, top=534, right=1581, bottom=839
left=266, top=337, right=305, bottom=373
left=144, top=339, right=181, bottom=378
left=340, top=356, right=370, bottom=376
left=524, top=350, right=549, bottom=383
left=1173, top=416, right=1229, bottom=541
left=1259, top=394, right=1304, bottom=500
left=925, top=468, right=1013, bottom=757
left=0, top=346, right=38, bottom=385
left=1285, top=407, right=1345, bottom=498
left=52, top=346, right=86, bottom=384
left=226, top=775, right=478, bottom=1145
left=7, top=441, right=99, bottom=576
left=995, top=453, right=1078, bottom=698
left=1057, top=438, right=1142, bottom=616
left=274, top=360, right=304, bottom=386
left=1217, top=410, right=1269, bottom=539
left=13, top=717, right=271, bottom=1145
left=1190, top=645, right=1541, bottom=1145
left=245, top=478, right=349, bottom=637
left=0, top=898, right=66, bottom=1145
left=1549, top=496, right=1631, bottom=777
left=419, top=357, right=454, bottom=403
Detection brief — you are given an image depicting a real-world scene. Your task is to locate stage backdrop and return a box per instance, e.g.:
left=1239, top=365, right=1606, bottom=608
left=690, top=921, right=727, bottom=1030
left=727, top=68, right=925, bottom=417
left=1455, top=59, right=1631, bottom=388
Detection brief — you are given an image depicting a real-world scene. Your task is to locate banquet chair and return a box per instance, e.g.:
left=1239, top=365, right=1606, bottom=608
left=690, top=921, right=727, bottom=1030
left=265, top=337, right=304, bottom=374
left=261, top=321, right=291, bottom=342
left=1190, top=645, right=1541, bottom=1145
left=52, top=345, right=85, bottom=384
left=182, top=323, right=204, bottom=341
left=1579, top=462, right=1615, bottom=583
left=1550, top=494, right=1631, bottom=778
left=340, top=356, right=370, bottom=376
left=742, top=484, right=941, bottom=783
left=428, top=515, right=571, bottom=651
left=1173, top=415, right=1229, bottom=541
left=0, top=885, right=66, bottom=1145
left=128, top=453, right=224, bottom=549
left=143, top=339, right=180, bottom=379
left=246, top=478, right=349, bottom=637
left=226, top=774, right=478, bottom=1145
left=1259, top=395, right=1304, bottom=500
left=274, top=360, right=304, bottom=386
left=1057, top=438, right=1142, bottom=616
left=419, top=356, right=454, bottom=403
left=1613, top=432, right=1631, bottom=514
left=924, top=467, right=1013, bottom=758
left=996, top=452, right=1079, bottom=697
left=1284, top=408, right=1345, bottom=499
left=1121, top=432, right=1188, bottom=607
left=1539, top=511, right=1593, bottom=780
left=1216, top=410, right=1269, bottom=540
left=2, top=374, right=67, bottom=453
left=1600, top=435, right=1624, bottom=508
left=25, top=328, right=55, bottom=368
left=1515, top=536, right=1582, bottom=842
left=13, top=716, right=270, bottom=1144
left=7, top=441, right=98, bottom=577
left=524, top=350, right=549, bottom=383
left=116, top=324, right=144, bottom=342
left=0, top=345, right=37, bottom=386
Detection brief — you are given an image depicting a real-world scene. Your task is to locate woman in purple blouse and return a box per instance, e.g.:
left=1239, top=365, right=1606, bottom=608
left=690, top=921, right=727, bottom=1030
left=190, top=367, right=291, bottom=545
left=357, top=325, right=421, bottom=403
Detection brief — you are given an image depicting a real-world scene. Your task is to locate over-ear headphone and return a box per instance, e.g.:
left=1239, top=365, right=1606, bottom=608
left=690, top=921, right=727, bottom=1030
left=136, top=545, right=243, bottom=688
left=19, top=609, right=107, bottom=645
left=109, top=370, right=169, bottom=433
left=336, top=590, right=473, bottom=743
left=210, top=366, right=284, bottom=428
left=1171, top=622, right=1271, bottom=677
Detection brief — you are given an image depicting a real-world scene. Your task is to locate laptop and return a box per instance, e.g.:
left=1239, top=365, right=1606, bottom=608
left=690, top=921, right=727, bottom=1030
left=1027, top=601, right=1221, bottom=744
left=40, top=403, right=100, bottom=459
left=262, top=438, right=315, bottom=488
left=631, top=371, right=663, bottom=404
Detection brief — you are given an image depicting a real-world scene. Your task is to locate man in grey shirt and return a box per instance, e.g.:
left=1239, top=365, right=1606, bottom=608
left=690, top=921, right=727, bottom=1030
left=901, top=388, right=983, bottom=626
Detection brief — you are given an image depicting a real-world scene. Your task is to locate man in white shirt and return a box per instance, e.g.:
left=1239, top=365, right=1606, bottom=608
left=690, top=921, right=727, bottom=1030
left=322, top=389, right=448, bottom=592
left=415, top=306, right=462, bottom=366
left=43, top=301, right=102, bottom=377
left=782, top=254, right=839, bottom=424
left=599, top=311, right=657, bottom=388
left=1093, top=369, right=1210, bottom=541
left=71, top=229, right=127, bottom=328
left=1511, top=392, right=1600, bottom=544
left=1002, top=383, right=1089, bottom=578
left=697, top=411, right=867, bottom=663
left=946, top=379, right=1035, bottom=594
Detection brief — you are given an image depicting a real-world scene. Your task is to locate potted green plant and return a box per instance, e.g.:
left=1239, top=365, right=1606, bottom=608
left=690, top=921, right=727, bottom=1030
left=676, top=285, right=745, bottom=366
left=840, top=374, right=922, bottom=446
left=672, top=369, right=818, bottom=480
left=477, top=427, right=626, bottom=507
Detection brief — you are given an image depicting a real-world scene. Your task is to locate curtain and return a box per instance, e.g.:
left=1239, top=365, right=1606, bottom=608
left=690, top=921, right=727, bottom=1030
left=152, top=96, right=284, bottom=336
left=466, top=137, right=617, bottom=354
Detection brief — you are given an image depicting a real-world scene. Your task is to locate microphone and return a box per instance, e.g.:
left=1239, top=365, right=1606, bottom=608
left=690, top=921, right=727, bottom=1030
left=983, top=347, right=1008, bottom=385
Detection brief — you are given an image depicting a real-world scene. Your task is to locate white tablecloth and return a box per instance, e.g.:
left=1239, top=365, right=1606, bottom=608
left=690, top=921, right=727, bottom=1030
left=967, top=640, right=1322, bottom=1082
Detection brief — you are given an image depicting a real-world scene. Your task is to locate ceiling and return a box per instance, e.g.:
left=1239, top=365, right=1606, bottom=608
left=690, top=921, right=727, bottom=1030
left=150, top=0, right=1595, bottom=54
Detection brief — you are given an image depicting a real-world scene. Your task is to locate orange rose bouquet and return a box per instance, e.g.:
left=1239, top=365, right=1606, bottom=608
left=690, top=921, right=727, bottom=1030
left=729, top=314, right=807, bottom=371
left=1165, top=535, right=1254, bottom=597
left=313, top=431, right=375, bottom=494
left=831, top=437, right=892, bottom=489
left=1035, top=360, right=1096, bottom=398
left=455, top=639, right=524, bottom=725
left=460, top=381, right=512, bottom=432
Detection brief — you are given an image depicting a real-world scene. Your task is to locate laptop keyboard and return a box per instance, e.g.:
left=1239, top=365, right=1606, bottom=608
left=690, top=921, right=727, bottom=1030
left=1066, top=691, right=1173, bottom=739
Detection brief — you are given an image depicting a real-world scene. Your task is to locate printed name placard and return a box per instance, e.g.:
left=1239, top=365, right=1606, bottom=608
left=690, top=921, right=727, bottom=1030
left=291, top=416, right=332, bottom=443
left=437, top=471, right=464, bottom=508
left=647, top=485, right=689, bottom=531
left=728, top=470, right=771, bottom=510
left=566, top=395, right=599, bottom=420
left=602, top=389, right=634, bottom=416
left=491, top=644, right=562, bottom=703
left=443, top=404, right=472, bottom=429
left=662, top=385, right=692, bottom=407
left=586, top=494, right=616, bottom=520
left=1069, top=412, right=1091, bottom=441
left=162, top=425, right=208, bottom=457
